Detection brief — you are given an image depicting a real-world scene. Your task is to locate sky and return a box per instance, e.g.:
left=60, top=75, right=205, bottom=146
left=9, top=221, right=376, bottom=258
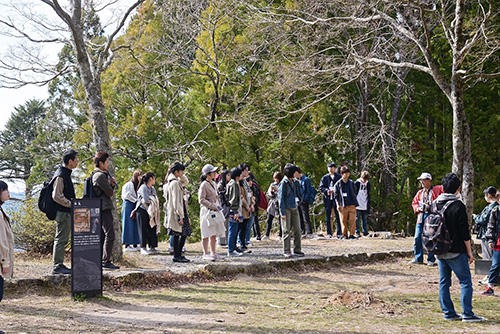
left=0, top=0, right=138, bottom=192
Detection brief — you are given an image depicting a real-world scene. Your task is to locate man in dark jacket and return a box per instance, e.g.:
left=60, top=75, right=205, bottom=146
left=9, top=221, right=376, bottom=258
left=434, top=173, right=484, bottom=322
left=92, top=152, right=120, bottom=270
left=482, top=191, right=500, bottom=295
left=51, top=149, right=78, bottom=275
left=319, top=162, right=341, bottom=238
left=298, top=167, right=313, bottom=237
left=334, top=166, right=359, bottom=239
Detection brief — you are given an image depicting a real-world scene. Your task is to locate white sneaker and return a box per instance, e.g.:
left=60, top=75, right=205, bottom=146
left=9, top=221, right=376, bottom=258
left=261, top=236, right=269, bottom=240
left=202, top=254, right=216, bottom=261
left=131, top=246, right=140, bottom=252
left=140, top=248, right=151, bottom=255
left=276, top=236, right=282, bottom=241
left=123, top=246, right=135, bottom=252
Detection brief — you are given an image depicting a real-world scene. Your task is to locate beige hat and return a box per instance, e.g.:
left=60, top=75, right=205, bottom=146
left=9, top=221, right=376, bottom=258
left=417, top=172, right=432, bottom=180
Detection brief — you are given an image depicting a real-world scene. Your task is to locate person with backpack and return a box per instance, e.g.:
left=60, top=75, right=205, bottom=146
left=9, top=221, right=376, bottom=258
left=432, top=173, right=484, bottom=322
left=473, top=186, right=498, bottom=263
left=482, top=190, right=500, bottom=296
left=51, top=149, right=78, bottom=275
left=409, top=172, right=443, bottom=266
left=0, top=181, right=14, bottom=303
left=319, top=162, right=342, bottom=238
left=298, top=167, right=313, bottom=237
left=92, top=152, right=119, bottom=270
left=354, top=171, right=371, bottom=237
left=278, top=164, right=304, bottom=257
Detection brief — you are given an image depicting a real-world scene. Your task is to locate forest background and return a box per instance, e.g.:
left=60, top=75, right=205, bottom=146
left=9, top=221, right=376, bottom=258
left=0, top=0, right=498, bottom=256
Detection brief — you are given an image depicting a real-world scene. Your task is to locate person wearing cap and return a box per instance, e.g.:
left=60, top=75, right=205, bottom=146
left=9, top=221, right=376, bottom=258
left=51, top=149, right=79, bottom=275
left=319, top=162, right=342, bottom=238
left=474, top=186, right=499, bottom=283
left=410, top=172, right=444, bottom=265
left=198, top=164, right=226, bottom=261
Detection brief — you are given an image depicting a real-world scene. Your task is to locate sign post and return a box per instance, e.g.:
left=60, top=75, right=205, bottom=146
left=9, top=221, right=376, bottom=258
left=71, top=198, right=103, bottom=298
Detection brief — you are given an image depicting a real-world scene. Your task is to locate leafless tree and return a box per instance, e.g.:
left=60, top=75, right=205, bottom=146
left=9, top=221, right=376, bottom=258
left=0, top=0, right=146, bottom=259
left=248, top=0, right=499, bottom=222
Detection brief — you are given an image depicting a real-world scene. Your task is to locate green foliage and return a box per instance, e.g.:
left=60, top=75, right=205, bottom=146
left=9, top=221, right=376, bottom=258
left=9, top=197, right=56, bottom=254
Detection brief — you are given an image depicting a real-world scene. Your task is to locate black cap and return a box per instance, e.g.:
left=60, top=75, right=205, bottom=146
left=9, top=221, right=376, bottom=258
left=327, top=162, right=336, bottom=168
left=484, top=186, right=497, bottom=196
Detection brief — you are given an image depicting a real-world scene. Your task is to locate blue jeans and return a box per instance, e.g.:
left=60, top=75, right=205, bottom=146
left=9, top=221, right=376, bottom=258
left=227, top=217, right=239, bottom=253
left=488, top=249, right=500, bottom=286
left=245, top=215, right=254, bottom=244
left=438, top=253, right=474, bottom=318
left=414, top=222, right=435, bottom=263
left=355, top=210, right=368, bottom=235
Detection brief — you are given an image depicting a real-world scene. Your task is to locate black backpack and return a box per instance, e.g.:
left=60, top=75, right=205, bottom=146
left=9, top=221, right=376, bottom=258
left=83, top=172, right=96, bottom=198
left=422, top=200, right=457, bottom=255
left=38, top=177, right=58, bottom=220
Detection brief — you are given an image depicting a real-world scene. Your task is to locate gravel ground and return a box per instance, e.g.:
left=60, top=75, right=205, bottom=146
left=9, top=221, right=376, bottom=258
left=14, top=235, right=414, bottom=279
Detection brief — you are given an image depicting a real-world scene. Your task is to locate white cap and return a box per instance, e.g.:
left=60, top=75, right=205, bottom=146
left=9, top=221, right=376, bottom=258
left=417, top=172, right=432, bottom=180
left=202, top=164, right=218, bottom=176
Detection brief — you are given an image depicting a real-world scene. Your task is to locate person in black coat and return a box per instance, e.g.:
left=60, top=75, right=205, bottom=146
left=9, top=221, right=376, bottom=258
left=319, top=162, right=341, bottom=238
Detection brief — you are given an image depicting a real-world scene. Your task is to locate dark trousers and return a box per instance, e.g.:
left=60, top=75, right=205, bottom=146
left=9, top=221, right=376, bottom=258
left=136, top=207, right=158, bottom=249
left=0, top=276, right=3, bottom=302
left=266, top=214, right=282, bottom=237
left=101, top=209, right=115, bottom=264
left=325, top=204, right=341, bottom=236
left=299, top=202, right=313, bottom=234
left=252, top=214, right=261, bottom=238
left=238, top=219, right=249, bottom=248
left=173, top=235, right=187, bottom=259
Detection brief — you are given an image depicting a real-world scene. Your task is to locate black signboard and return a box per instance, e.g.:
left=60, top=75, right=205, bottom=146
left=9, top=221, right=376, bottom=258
left=71, top=198, right=103, bottom=298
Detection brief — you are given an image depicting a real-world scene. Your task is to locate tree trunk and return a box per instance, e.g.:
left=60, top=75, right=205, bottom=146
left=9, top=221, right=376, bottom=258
left=355, top=76, right=369, bottom=170
left=450, top=79, right=474, bottom=225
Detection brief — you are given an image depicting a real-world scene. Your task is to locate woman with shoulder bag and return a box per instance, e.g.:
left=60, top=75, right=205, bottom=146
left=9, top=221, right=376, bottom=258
left=166, top=162, right=192, bottom=263
left=136, top=172, right=159, bottom=255
left=0, top=181, right=14, bottom=303
left=198, top=164, right=226, bottom=261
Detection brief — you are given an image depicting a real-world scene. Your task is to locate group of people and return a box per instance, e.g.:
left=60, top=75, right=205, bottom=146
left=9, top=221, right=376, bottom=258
left=407, top=171, right=500, bottom=322
left=2, top=149, right=499, bottom=325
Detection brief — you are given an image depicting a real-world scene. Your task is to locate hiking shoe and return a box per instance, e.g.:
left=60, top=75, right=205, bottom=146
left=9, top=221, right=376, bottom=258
left=102, top=262, right=120, bottom=270
left=293, top=251, right=305, bottom=257
left=444, top=314, right=462, bottom=321
left=168, top=247, right=174, bottom=255
left=408, top=259, right=423, bottom=264
left=462, top=315, right=485, bottom=322
left=481, top=287, right=494, bottom=296
left=427, top=261, right=437, bottom=267
left=283, top=252, right=292, bottom=258
left=149, top=247, right=159, bottom=254
left=172, top=257, right=190, bottom=263
left=52, top=265, right=71, bottom=275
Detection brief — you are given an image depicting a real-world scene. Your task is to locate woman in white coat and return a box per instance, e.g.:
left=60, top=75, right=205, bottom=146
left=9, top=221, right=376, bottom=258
left=198, top=164, right=226, bottom=261
left=0, top=181, right=14, bottom=302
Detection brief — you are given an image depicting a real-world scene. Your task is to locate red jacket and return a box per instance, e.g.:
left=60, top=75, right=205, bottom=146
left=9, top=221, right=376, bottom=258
left=411, top=185, right=444, bottom=224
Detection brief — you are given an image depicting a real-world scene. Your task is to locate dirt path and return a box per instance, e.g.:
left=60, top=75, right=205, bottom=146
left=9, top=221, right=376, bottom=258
left=1, top=257, right=499, bottom=334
